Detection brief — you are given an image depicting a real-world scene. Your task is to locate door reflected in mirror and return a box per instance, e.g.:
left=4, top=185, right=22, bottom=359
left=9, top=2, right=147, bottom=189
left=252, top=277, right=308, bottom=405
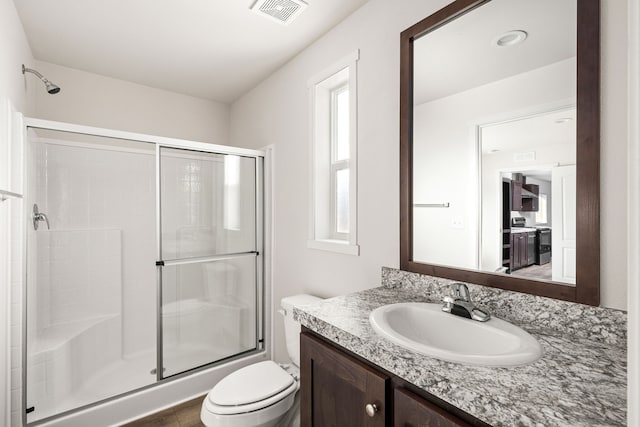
left=480, top=108, right=576, bottom=285
left=411, top=0, right=577, bottom=286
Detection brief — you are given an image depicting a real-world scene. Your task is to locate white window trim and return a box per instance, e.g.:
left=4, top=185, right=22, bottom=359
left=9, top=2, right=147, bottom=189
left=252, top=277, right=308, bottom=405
left=307, top=50, right=359, bottom=255
left=307, top=239, right=359, bottom=256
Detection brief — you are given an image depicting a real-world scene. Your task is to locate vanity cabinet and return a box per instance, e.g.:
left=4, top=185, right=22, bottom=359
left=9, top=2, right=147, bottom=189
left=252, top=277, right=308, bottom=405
left=300, top=331, right=387, bottom=426
left=300, top=330, right=480, bottom=427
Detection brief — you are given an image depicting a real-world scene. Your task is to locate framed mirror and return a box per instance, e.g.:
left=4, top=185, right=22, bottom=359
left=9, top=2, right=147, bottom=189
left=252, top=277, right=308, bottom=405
left=400, top=0, right=600, bottom=305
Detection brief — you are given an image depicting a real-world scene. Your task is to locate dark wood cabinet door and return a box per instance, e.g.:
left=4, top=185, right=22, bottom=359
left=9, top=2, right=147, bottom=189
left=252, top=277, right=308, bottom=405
left=511, top=233, right=530, bottom=270
left=510, top=233, right=519, bottom=270
left=394, top=388, right=471, bottom=427
left=511, top=180, right=523, bottom=210
left=521, top=183, right=539, bottom=211
left=301, top=332, right=388, bottom=427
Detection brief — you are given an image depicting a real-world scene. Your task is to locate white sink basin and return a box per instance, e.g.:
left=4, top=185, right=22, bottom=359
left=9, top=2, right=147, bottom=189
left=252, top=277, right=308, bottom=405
left=369, top=302, right=542, bottom=367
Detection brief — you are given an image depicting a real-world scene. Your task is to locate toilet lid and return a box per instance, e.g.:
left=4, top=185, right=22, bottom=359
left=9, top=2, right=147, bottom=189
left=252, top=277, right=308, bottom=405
left=209, top=361, right=294, bottom=407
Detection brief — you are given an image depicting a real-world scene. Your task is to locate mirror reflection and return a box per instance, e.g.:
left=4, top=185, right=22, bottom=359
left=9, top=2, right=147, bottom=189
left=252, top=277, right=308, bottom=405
left=412, top=0, right=577, bottom=285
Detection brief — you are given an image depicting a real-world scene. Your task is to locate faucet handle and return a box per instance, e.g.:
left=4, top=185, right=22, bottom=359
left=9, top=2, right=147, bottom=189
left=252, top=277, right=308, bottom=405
left=449, top=283, right=471, bottom=302
left=441, top=295, right=455, bottom=313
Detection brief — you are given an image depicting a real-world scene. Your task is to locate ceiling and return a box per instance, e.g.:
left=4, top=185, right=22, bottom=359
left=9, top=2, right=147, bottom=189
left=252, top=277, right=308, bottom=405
left=481, top=107, right=576, bottom=154
left=413, top=0, right=576, bottom=105
left=14, top=0, right=369, bottom=103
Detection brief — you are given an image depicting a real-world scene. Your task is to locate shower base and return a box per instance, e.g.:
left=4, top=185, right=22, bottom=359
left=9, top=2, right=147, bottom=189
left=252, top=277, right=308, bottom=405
left=29, top=344, right=243, bottom=423
left=28, top=345, right=155, bottom=423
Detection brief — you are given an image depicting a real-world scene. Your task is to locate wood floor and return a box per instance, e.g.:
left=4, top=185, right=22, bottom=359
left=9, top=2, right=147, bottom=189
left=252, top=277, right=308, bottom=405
left=511, top=262, right=552, bottom=280
left=122, top=395, right=205, bottom=427
left=122, top=392, right=300, bottom=427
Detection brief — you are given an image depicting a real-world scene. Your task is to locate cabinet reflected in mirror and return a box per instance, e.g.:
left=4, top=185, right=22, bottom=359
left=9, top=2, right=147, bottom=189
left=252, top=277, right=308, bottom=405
left=400, top=0, right=599, bottom=305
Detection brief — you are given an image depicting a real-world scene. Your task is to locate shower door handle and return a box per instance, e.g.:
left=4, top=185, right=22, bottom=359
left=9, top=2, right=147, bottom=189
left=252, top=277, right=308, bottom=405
left=32, top=204, right=50, bottom=230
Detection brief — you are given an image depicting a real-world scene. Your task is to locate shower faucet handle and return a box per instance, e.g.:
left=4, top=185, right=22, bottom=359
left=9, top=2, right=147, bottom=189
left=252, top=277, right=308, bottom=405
left=33, top=203, right=50, bottom=230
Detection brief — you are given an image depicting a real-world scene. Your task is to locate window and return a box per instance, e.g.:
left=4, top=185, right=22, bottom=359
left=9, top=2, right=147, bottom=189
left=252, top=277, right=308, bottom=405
left=331, top=84, right=350, bottom=238
left=308, top=50, right=359, bottom=255
left=535, top=193, right=548, bottom=224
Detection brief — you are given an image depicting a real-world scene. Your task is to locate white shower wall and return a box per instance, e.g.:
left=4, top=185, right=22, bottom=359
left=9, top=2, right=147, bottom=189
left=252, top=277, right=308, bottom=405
left=35, top=230, right=122, bottom=327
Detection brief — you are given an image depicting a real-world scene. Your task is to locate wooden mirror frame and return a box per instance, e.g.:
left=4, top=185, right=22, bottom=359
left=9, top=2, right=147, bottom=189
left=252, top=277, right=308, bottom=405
left=400, top=0, right=600, bottom=306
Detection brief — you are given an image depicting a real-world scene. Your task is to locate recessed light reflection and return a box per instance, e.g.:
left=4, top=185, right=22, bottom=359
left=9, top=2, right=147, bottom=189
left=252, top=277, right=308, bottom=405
left=493, top=30, right=528, bottom=47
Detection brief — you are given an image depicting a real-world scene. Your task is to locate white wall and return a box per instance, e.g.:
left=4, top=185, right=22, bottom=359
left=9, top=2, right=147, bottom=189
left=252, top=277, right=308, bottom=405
left=0, top=0, right=34, bottom=114
left=231, top=0, right=455, bottom=361
left=29, top=61, right=230, bottom=145
left=601, top=0, right=628, bottom=310
left=229, top=0, right=629, bottom=361
left=0, top=0, right=33, bottom=424
left=626, top=0, right=639, bottom=423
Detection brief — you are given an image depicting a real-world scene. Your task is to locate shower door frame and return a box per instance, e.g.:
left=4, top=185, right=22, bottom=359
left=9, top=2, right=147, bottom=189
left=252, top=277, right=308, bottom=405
left=21, top=118, right=268, bottom=426
left=155, top=143, right=265, bottom=380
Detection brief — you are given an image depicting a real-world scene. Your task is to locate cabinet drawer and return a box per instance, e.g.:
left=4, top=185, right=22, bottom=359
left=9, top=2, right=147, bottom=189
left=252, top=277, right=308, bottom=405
left=394, top=388, right=471, bottom=427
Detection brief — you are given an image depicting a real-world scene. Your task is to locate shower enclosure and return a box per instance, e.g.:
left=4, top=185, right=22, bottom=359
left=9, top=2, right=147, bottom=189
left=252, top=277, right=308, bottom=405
left=22, top=120, right=265, bottom=424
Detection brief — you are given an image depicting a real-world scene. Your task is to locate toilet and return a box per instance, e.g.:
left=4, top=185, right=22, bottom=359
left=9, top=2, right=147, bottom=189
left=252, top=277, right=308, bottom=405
left=200, top=294, right=322, bottom=427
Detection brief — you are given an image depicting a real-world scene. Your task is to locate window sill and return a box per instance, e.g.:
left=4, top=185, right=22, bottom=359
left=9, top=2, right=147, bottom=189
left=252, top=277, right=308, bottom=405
left=307, top=239, right=359, bottom=256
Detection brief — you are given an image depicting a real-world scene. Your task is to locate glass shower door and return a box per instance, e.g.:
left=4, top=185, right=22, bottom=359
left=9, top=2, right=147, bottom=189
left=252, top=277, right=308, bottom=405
left=24, top=128, right=157, bottom=423
left=158, top=147, right=261, bottom=377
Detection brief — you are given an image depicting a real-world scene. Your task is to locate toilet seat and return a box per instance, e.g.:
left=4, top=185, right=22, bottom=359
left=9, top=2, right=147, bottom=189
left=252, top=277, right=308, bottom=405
left=204, top=361, right=298, bottom=416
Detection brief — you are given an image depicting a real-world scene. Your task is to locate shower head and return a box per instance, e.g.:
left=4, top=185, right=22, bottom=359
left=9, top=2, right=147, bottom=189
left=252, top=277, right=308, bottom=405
left=22, top=64, right=61, bottom=94
left=44, top=81, right=61, bottom=94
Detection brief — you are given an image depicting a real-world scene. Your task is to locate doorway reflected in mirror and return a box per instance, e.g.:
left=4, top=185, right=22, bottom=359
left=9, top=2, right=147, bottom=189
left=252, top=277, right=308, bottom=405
left=480, top=108, right=576, bottom=285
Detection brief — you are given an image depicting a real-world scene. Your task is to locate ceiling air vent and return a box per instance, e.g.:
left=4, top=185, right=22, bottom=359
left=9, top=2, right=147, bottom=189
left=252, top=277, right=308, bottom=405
left=250, top=0, right=308, bottom=25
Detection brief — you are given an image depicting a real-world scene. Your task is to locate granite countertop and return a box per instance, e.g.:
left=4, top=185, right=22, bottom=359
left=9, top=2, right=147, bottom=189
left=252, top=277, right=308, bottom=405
left=511, top=227, right=537, bottom=233
left=294, top=268, right=627, bottom=427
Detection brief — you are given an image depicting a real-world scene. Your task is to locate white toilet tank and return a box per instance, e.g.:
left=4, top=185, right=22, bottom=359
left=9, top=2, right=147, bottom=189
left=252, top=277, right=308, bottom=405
left=280, top=294, right=322, bottom=367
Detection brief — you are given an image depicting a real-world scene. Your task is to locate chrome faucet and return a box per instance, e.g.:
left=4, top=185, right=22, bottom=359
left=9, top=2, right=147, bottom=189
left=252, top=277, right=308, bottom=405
left=441, top=283, right=491, bottom=322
